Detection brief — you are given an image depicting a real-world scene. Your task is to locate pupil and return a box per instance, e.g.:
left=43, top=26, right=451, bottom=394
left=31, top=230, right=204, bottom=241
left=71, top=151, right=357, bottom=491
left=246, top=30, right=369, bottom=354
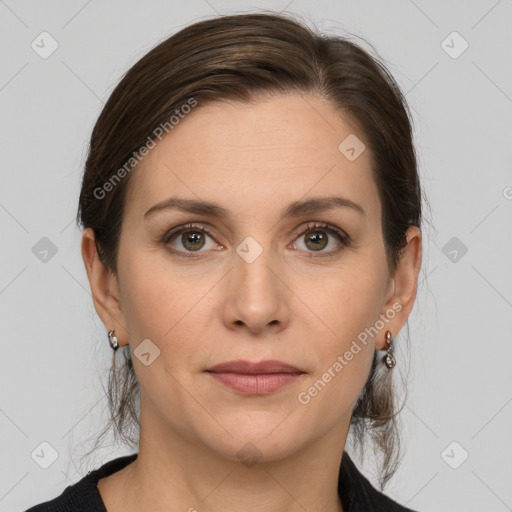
left=184, top=231, right=204, bottom=251
left=307, top=231, right=327, bottom=251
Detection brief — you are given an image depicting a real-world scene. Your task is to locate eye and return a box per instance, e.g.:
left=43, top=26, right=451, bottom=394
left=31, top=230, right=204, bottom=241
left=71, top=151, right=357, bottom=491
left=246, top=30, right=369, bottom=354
left=162, top=221, right=351, bottom=258
left=292, top=222, right=351, bottom=257
left=163, top=223, right=221, bottom=256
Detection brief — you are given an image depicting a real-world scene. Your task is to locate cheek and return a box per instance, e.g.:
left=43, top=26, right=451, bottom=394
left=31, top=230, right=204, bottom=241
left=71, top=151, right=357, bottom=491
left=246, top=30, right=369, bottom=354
left=297, top=342, right=374, bottom=432
left=307, top=261, right=386, bottom=344
left=118, top=251, right=216, bottom=360
left=297, top=263, right=384, bottom=405
left=297, top=279, right=378, bottom=419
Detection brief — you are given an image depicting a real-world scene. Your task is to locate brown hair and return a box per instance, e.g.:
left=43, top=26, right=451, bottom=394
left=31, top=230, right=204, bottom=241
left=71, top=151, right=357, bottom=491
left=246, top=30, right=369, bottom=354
left=77, top=11, right=423, bottom=490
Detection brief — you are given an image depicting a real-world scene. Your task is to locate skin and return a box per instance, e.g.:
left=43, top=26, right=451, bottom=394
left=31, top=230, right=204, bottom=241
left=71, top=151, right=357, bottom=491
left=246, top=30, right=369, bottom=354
left=82, top=92, right=422, bottom=512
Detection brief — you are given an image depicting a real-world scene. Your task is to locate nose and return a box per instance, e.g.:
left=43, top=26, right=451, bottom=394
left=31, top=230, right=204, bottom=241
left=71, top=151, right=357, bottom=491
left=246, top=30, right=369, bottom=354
left=222, top=244, right=291, bottom=335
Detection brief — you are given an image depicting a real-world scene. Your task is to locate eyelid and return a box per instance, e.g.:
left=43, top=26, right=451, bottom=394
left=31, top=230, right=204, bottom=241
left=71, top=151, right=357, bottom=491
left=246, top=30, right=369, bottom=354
left=294, top=222, right=349, bottom=242
left=163, top=222, right=219, bottom=244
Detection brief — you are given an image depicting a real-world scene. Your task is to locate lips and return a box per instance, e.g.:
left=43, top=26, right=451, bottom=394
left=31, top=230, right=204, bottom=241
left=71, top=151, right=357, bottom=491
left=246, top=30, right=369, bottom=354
left=205, top=360, right=305, bottom=395
left=206, top=359, right=303, bottom=374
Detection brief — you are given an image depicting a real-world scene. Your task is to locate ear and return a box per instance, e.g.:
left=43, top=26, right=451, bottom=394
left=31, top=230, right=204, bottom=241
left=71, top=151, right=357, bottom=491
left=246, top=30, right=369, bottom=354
left=376, top=225, right=422, bottom=350
left=81, top=228, right=129, bottom=347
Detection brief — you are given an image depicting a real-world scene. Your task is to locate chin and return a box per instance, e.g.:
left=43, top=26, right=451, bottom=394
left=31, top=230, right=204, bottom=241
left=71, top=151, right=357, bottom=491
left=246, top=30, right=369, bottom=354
left=218, top=435, right=302, bottom=465
left=198, top=413, right=310, bottom=463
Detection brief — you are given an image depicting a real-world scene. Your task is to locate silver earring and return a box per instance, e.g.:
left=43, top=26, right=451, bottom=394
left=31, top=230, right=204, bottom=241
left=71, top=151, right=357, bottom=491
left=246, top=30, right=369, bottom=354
left=383, top=330, right=396, bottom=369
left=108, top=329, right=119, bottom=351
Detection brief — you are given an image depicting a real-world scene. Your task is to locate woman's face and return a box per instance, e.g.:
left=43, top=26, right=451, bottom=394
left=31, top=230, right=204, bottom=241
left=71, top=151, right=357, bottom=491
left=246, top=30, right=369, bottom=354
left=85, top=93, right=420, bottom=463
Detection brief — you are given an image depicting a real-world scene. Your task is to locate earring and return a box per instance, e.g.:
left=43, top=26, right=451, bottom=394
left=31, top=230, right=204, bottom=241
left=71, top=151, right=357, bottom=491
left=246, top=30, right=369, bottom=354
left=108, top=329, right=119, bottom=351
left=383, top=330, right=396, bottom=369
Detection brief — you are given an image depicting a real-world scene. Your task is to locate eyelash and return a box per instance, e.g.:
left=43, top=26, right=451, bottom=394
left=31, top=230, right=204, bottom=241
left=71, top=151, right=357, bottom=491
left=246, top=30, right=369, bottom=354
left=162, top=222, right=351, bottom=259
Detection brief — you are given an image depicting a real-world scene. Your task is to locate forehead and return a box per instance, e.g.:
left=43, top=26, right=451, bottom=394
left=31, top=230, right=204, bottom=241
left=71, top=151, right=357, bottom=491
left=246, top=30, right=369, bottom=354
left=125, top=93, right=379, bottom=221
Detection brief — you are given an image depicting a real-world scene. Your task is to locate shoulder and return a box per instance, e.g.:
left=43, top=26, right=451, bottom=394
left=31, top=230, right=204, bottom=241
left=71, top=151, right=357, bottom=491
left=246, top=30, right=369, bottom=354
left=339, top=451, right=419, bottom=512
left=24, top=454, right=138, bottom=512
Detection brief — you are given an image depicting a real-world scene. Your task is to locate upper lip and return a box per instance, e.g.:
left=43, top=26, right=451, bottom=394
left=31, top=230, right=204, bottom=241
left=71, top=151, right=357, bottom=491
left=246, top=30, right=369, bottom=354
left=206, top=360, right=304, bottom=374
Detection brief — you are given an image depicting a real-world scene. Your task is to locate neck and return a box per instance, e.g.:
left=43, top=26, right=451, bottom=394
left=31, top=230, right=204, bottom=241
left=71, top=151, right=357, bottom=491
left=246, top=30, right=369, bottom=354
left=116, top=399, right=349, bottom=512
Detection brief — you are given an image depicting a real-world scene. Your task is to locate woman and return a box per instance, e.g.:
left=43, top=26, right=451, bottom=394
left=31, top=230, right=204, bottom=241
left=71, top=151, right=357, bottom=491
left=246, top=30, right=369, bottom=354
left=26, top=12, right=423, bottom=512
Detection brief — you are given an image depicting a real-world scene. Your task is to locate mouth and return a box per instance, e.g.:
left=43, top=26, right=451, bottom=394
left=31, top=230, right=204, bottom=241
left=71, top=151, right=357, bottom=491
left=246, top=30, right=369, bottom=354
left=205, top=360, right=305, bottom=395
left=206, top=359, right=303, bottom=374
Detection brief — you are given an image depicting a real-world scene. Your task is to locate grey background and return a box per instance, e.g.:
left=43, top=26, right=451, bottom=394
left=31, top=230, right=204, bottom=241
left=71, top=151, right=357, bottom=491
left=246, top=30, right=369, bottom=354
left=1, top=1, right=511, bottom=511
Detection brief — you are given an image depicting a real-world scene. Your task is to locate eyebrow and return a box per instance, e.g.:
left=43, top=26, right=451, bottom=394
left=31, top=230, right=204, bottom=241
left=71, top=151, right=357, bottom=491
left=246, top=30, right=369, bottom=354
left=144, top=195, right=366, bottom=221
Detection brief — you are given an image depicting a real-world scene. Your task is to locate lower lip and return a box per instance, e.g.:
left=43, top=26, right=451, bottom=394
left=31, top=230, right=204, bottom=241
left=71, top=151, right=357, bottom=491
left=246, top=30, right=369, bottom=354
left=207, top=372, right=304, bottom=395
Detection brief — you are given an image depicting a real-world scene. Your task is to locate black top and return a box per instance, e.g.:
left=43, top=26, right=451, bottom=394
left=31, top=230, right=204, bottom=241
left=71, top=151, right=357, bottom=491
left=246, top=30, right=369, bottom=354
left=24, top=451, right=418, bottom=511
